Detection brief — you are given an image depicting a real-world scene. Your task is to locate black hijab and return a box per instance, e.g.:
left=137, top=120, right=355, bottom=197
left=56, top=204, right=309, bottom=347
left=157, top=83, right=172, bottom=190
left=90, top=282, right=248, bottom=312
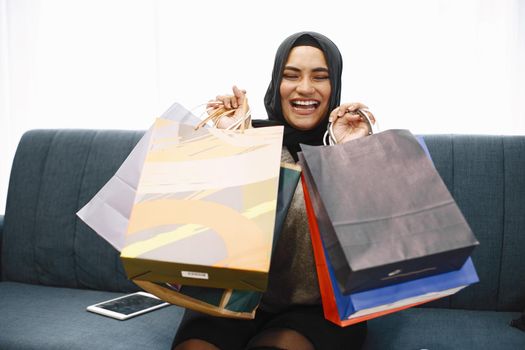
left=253, top=31, right=343, bottom=161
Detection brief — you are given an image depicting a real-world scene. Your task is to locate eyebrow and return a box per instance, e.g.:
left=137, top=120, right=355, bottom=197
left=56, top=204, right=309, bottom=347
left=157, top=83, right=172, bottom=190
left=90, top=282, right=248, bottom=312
left=283, top=66, right=329, bottom=73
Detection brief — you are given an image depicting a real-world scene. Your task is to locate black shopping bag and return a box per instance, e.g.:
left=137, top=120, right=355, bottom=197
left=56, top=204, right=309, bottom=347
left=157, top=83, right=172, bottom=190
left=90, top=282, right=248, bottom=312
left=299, top=129, right=479, bottom=295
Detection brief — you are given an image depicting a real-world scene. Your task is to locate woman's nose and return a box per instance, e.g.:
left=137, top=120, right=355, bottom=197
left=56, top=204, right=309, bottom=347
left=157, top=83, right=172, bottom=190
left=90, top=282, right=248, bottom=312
left=296, top=78, right=315, bottom=94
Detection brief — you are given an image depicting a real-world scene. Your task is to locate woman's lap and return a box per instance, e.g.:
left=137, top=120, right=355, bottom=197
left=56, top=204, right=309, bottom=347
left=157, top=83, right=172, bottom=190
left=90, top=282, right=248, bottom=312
left=172, top=305, right=367, bottom=350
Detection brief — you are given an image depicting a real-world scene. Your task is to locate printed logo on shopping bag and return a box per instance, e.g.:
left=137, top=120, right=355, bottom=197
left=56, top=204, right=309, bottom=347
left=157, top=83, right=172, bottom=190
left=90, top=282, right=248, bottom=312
left=387, top=269, right=402, bottom=277
left=381, top=267, right=437, bottom=281
left=181, top=271, right=210, bottom=280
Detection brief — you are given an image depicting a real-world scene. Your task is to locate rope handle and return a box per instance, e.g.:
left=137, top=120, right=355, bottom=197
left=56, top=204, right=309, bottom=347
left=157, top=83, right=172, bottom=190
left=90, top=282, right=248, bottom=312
left=194, top=96, right=251, bottom=132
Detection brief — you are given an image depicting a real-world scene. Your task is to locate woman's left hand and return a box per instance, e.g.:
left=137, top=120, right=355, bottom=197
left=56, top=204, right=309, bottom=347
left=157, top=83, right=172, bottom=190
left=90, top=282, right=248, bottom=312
left=328, top=102, right=376, bottom=144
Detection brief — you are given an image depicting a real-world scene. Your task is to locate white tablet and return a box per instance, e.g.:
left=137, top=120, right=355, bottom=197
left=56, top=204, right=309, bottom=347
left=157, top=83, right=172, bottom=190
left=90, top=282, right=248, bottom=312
left=86, top=291, right=169, bottom=320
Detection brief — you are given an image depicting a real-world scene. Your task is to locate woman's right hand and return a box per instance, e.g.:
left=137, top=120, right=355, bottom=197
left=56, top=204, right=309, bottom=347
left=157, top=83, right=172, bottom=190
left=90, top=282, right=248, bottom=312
left=207, top=85, right=247, bottom=111
left=205, top=86, right=251, bottom=129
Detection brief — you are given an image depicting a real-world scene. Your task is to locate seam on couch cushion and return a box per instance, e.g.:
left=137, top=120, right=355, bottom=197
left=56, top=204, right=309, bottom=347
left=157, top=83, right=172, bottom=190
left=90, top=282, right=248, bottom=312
left=448, top=134, right=455, bottom=309
left=496, top=137, right=505, bottom=310
left=72, top=131, right=98, bottom=288
left=115, top=130, right=145, bottom=292
left=3, top=130, right=56, bottom=283
left=33, top=130, right=58, bottom=285
left=497, top=136, right=525, bottom=311
left=453, top=135, right=505, bottom=311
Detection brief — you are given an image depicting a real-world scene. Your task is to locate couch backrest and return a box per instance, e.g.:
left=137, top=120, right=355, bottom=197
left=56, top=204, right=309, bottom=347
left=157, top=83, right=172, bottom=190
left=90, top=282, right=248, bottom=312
left=2, top=131, right=525, bottom=310
left=1, top=129, right=144, bottom=292
left=423, top=135, right=525, bottom=312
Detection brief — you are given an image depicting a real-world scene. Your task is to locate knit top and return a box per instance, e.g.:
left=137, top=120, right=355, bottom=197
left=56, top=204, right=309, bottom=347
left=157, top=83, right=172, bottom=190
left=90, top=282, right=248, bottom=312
left=260, top=149, right=321, bottom=312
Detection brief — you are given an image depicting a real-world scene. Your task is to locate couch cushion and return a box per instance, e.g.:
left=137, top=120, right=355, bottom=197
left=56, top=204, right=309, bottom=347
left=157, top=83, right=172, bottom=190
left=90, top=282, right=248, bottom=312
left=2, top=129, right=144, bottom=292
left=423, top=135, right=525, bottom=311
left=0, top=281, right=184, bottom=350
left=363, top=307, right=525, bottom=350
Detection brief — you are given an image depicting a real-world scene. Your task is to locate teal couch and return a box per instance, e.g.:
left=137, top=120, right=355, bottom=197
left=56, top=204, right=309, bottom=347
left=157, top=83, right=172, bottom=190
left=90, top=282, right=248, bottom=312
left=1, top=129, right=524, bottom=349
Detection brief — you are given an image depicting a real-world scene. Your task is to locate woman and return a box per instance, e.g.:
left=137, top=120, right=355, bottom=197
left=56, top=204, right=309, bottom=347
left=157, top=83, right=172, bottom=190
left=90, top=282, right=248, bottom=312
left=173, top=31, right=375, bottom=350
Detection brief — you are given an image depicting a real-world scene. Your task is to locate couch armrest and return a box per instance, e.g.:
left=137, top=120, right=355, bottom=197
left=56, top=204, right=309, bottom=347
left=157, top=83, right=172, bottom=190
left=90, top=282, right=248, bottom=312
left=0, top=214, right=3, bottom=280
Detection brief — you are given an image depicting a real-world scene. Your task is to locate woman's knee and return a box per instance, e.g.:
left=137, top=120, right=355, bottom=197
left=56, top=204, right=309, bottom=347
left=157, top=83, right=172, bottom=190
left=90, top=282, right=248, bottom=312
left=173, top=338, right=220, bottom=350
left=245, top=327, right=315, bottom=350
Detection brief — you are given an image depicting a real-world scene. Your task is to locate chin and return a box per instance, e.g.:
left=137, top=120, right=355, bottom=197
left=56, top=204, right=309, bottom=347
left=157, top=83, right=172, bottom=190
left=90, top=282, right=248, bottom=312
left=291, top=122, right=316, bottom=131
left=287, top=115, right=325, bottom=131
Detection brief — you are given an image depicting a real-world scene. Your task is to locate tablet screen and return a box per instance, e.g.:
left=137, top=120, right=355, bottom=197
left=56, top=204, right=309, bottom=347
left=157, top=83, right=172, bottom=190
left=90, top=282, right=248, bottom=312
left=97, top=294, right=166, bottom=315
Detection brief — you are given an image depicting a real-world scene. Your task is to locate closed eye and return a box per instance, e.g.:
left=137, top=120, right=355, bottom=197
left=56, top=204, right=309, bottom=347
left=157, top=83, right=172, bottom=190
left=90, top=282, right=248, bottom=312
left=283, top=73, right=300, bottom=80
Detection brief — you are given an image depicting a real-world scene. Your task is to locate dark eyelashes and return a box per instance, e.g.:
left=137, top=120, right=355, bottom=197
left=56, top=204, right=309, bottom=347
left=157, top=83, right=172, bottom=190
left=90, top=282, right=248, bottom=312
left=282, top=75, right=330, bottom=80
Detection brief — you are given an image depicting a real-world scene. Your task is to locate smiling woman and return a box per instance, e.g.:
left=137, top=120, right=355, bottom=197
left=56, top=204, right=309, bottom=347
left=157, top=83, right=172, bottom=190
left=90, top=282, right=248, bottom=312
left=279, top=45, right=332, bottom=131
left=172, top=31, right=371, bottom=350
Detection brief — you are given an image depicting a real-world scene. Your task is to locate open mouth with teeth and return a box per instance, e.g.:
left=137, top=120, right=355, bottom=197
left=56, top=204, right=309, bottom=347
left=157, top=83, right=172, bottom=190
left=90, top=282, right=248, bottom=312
left=290, top=99, right=321, bottom=113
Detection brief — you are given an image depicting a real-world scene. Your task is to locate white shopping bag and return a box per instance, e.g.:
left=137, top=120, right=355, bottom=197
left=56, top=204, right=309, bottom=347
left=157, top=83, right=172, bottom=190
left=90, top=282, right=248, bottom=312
left=76, top=103, right=202, bottom=250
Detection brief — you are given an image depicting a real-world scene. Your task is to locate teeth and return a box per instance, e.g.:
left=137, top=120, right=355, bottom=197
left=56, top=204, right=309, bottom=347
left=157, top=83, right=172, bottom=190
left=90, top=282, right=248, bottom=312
left=293, top=100, right=318, bottom=106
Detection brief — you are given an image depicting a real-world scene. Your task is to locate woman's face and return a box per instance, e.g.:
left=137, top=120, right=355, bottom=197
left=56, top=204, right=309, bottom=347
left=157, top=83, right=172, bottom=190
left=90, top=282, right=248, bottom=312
left=279, top=46, right=332, bottom=131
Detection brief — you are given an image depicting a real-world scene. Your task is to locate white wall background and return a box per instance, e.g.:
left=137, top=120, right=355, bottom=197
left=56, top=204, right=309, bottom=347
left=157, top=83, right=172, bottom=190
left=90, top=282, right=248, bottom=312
left=1, top=0, right=524, bottom=213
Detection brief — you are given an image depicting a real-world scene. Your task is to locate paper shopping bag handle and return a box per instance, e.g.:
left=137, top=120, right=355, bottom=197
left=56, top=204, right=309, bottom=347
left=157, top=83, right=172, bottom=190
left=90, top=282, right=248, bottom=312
left=133, top=279, right=257, bottom=320
left=195, top=96, right=251, bottom=132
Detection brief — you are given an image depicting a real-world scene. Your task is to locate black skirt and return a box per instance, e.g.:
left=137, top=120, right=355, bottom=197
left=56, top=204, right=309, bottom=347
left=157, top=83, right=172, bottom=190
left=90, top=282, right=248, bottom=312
left=172, top=304, right=367, bottom=350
